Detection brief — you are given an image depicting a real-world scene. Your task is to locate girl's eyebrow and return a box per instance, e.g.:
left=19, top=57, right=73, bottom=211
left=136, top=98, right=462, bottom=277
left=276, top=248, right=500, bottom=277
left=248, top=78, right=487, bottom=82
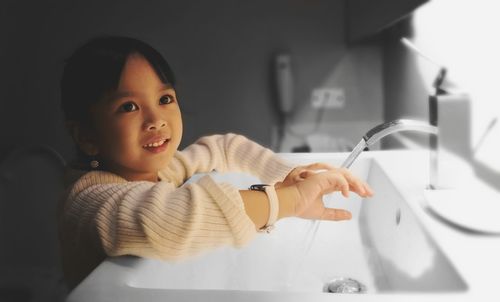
left=108, top=83, right=174, bottom=102
left=109, top=90, right=136, bottom=100
left=160, top=83, right=174, bottom=90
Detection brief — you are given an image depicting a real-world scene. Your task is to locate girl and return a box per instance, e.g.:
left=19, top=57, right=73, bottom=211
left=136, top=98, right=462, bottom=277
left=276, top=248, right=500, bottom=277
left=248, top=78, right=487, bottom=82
left=58, top=36, right=373, bottom=289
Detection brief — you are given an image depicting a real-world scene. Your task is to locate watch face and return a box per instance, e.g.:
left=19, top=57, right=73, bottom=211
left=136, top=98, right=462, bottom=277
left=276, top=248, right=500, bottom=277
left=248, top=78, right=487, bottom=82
left=249, top=184, right=269, bottom=191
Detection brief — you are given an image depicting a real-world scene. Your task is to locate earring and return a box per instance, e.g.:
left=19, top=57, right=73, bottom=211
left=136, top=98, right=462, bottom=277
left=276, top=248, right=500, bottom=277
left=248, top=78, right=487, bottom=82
left=90, top=158, right=99, bottom=169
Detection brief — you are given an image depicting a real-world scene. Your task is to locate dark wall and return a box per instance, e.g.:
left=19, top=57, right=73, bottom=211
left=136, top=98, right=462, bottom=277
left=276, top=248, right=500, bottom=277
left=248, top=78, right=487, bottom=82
left=0, top=0, right=346, bottom=162
left=1, top=1, right=349, bottom=300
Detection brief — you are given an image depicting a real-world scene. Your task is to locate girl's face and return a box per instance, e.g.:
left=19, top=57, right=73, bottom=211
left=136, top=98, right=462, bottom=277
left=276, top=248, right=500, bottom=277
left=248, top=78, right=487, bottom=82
left=88, top=53, right=183, bottom=181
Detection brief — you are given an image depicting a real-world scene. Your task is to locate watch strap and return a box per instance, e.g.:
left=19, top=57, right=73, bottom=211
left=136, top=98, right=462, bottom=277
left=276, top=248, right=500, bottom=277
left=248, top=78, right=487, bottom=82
left=249, top=184, right=279, bottom=233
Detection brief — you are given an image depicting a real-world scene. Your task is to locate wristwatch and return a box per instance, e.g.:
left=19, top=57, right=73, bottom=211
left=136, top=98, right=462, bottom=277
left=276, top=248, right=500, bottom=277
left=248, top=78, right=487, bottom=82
left=249, top=184, right=279, bottom=233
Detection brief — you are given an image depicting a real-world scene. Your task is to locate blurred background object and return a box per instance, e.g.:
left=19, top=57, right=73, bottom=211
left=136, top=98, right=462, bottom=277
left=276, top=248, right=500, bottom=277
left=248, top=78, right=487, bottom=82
left=0, top=146, right=67, bottom=302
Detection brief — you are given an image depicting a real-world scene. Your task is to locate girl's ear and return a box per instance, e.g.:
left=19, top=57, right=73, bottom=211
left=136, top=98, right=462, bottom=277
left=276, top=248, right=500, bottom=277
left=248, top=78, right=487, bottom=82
left=66, top=121, right=100, bottom=156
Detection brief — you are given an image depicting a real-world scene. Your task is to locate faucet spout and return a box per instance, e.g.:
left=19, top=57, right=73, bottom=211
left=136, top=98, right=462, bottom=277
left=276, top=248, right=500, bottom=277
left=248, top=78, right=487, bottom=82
left=341, top=119, right=438, bottom=170
left=363, top=119, right=438, bottom=146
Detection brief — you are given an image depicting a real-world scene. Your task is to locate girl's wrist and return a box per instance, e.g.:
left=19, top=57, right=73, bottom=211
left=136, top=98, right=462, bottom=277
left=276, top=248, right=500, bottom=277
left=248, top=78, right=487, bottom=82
left=275, top=186, right=300, bottom=219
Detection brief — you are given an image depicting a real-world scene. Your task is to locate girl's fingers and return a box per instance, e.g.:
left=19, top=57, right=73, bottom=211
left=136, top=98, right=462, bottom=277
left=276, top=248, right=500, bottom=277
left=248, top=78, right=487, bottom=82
left=366, top=183, right=374, bottom=196
left=355, top=180, right=373, bottom=197
left=337, top=168, right=372, bottom=197
left=320, top=169, right=373, bottom=198
left=336, top=168, right=363, bottom=195
left=362, top=183, right=374, bottom=197
left=341, top=186, right=350, bottom=198
left=322, top=172, right=350, bottom=197
left=321, top=208, right=352, bottom=221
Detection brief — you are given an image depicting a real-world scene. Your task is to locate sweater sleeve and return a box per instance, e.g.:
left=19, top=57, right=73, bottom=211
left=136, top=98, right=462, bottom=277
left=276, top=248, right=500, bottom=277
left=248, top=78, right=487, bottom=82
left=61, top=170, right=256, bottom=261
left=159, top=133, right=296, bottom=186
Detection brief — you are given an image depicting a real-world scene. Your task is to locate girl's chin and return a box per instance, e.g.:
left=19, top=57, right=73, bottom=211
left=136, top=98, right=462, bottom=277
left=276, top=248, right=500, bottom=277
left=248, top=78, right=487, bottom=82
left=141, top=155, right=173, bottom=170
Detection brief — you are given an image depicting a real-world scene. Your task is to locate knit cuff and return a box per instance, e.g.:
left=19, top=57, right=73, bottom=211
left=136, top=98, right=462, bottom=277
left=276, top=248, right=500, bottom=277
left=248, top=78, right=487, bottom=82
left=227, top=134, right=296, bottom=184
left=258, top=156, right=296, bottom=184
left=198, top=175, right=257, bottom=247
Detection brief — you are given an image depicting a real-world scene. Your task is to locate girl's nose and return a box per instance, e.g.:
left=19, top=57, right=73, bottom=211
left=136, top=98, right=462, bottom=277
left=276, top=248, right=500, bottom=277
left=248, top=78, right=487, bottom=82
left=145, top=121, right=166, bottom=131
left=143, top=112, right=166, bottom=131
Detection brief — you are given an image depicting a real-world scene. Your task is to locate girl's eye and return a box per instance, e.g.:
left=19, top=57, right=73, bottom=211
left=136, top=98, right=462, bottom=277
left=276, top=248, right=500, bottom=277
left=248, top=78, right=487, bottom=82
left=159, top=95, right=174, bottom=105
left=119, top=102, right=138, bottom=112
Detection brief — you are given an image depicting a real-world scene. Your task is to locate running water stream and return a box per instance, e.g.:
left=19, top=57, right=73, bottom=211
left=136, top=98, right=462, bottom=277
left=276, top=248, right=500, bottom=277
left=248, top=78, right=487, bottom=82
left=285, top=139, right=369, bottom=288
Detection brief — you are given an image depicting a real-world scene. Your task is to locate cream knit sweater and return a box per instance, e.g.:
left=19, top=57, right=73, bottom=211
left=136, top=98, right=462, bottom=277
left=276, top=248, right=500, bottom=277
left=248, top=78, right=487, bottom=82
left=58, top=133, right=295, bottom=288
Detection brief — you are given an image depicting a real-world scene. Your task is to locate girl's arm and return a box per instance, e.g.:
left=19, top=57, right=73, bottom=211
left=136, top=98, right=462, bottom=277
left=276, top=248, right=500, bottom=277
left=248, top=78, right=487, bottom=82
left=159, top=133, right=295, bottom=186
left=61, top=168, right=365, bottom=264
left=241, top=168, right=370, bottom=229
left=60, top=171, right=257, bottom=262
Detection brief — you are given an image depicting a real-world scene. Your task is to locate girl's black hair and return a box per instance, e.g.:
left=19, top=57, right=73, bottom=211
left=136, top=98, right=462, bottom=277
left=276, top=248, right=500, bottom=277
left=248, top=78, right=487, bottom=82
left=61, top=35, right=176, bottom=125
left=60, top=36, right=176, bottom=168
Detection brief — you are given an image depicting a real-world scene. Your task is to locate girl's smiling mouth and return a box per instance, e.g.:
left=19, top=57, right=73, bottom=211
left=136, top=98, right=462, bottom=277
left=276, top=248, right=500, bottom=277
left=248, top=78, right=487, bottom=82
left=142, top=138, right=170, bottom=153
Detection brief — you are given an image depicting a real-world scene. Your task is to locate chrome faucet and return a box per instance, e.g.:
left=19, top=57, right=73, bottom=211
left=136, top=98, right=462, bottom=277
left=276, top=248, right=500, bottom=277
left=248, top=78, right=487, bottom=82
left=341, top=119, right=439, bottom=188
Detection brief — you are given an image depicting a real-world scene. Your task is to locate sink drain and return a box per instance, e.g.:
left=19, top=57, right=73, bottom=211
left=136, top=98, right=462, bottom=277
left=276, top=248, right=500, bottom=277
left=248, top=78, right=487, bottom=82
left=323, top=277, right=367, bottom=293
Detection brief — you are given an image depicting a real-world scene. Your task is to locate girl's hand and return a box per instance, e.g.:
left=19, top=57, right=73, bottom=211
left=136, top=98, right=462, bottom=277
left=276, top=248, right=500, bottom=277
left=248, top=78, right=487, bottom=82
left=275, top=163, right=335, bottom=188
left=277, top=163, right=373, bottom=198
left=288, top=169, right=373, bottom=221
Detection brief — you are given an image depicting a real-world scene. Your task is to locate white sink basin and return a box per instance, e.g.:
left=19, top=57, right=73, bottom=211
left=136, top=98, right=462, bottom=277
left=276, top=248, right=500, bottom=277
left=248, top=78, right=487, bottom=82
left=67, top=153, right=469, bottom=301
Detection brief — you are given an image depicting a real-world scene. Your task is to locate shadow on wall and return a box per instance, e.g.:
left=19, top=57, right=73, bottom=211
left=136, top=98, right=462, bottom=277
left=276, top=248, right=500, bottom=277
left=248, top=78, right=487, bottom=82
left=473, top=161, right=500, bottom=192
left=0, top=146, right=68, bottom=302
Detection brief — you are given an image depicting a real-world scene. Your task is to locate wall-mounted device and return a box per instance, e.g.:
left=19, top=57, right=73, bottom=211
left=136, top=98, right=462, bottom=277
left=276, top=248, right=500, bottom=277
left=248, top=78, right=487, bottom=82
left=310, top=87, right=346, bottom=109
left=275, top=53, right=294, bottom=115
